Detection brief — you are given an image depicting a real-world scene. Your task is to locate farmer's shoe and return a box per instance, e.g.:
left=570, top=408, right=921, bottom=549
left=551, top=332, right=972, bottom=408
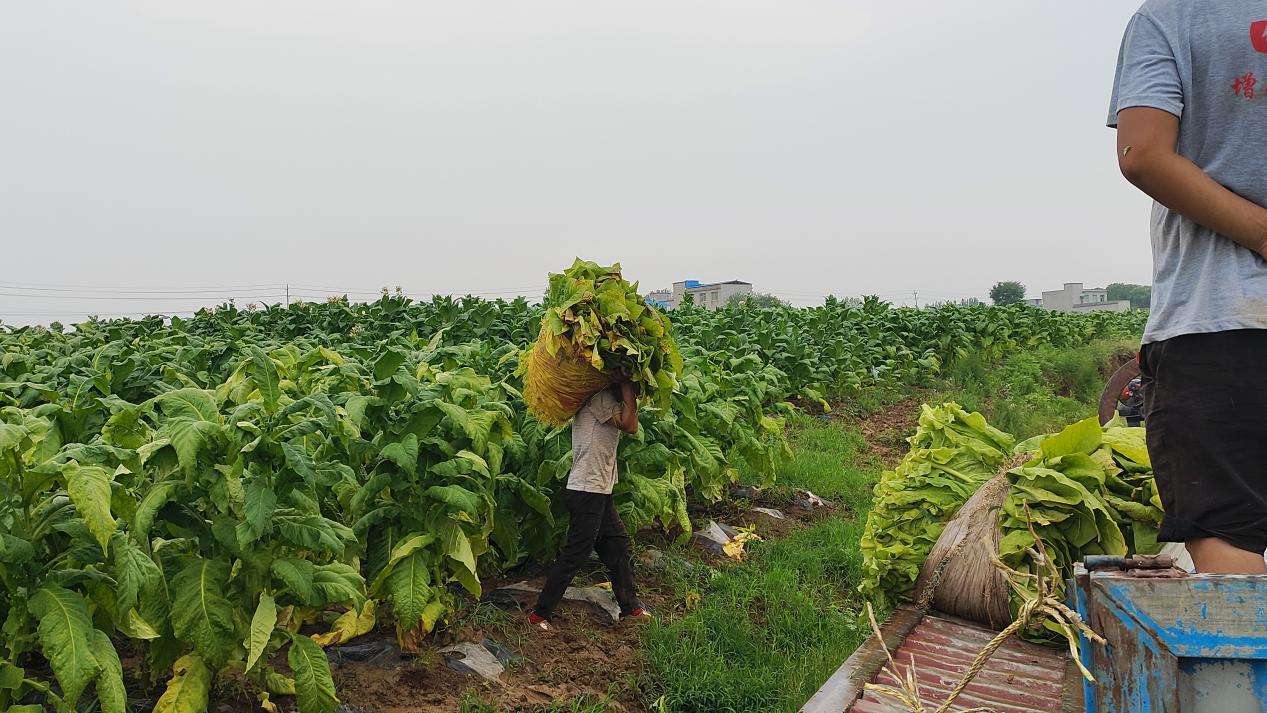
left=622, top=605, right=652, bottom=621
left=528, top=611, right=552, bottom=631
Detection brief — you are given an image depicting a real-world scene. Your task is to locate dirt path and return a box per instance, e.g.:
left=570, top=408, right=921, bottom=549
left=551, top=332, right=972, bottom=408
left=331, top=593, right=652, bottom=712
left=331, top=504, right=815, bottom=713
left=838, top=397, right=921, bottom=469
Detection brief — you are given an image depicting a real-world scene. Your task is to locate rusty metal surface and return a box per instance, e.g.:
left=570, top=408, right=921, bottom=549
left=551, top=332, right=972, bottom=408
left=1123, top=567, right=1188, bottom=579
left=1083, top=554, right=1187, bottom=580
left=800, top=606, right=924, bottom=713
left=1084, top=554, right=1176, bottom=571
left=1098, top=358, right=1139, bottom=426
left=847, top=613, right=1072, bottom=713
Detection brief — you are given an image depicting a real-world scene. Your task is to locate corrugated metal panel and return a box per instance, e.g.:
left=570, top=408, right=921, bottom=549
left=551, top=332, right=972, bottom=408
left=849, top=613, right=1069, bottom=713
left=802, top=606, right=925, bottom=713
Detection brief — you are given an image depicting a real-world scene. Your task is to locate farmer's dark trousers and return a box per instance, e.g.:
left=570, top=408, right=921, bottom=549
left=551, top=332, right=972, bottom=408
left=534, top=489, right=638, bottom=619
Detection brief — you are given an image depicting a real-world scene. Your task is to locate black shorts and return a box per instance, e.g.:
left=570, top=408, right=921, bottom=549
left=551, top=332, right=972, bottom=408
left=1141, top=330, right=1267, bottom=554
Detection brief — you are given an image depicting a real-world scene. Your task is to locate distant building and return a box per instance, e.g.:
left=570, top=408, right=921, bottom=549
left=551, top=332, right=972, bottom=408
left=645, top=289, right=672, bottom=309
left=1038, top=282, right=1131, bottom=313
left=646, top=280, right=753, bottom=310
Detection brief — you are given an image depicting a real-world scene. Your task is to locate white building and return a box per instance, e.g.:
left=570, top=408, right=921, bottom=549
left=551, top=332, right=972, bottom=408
left=646, top=280, right=753, bottom=310
left=645, top=289, right=673, bottom=309
left=1039, top=283, right=1131, bottom=313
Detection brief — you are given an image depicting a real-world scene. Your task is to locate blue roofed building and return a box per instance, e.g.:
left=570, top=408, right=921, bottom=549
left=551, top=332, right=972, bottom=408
left=645, top=279, right=753, bottom=310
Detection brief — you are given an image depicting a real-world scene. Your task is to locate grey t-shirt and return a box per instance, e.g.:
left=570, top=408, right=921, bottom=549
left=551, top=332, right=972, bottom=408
left=566, top=390, right=623, bottom=494
left=1110, top=1, right=1267, bottom=343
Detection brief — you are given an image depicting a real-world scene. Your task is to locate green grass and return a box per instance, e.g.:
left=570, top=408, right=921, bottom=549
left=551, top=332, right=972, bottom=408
left=458, top=693, right=500, bottom=713
left=643, top=518, right=870, bottom=713
left=644, top=418, right=872, bottom=713
left=755, top=414, right=873, bottom=509
left=933, top=338, right=1136, bottom=439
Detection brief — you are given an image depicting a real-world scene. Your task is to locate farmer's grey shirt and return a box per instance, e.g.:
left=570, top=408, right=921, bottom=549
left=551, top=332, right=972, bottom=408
left=566, top=390, right=623, bottom=494
left=1110, top=1, right=1267, bottom=343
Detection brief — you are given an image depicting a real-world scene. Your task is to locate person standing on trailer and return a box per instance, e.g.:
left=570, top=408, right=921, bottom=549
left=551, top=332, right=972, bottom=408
left=529, top=378, right=650, bottom=629
left=1111, top=1, right=1267, bottom=572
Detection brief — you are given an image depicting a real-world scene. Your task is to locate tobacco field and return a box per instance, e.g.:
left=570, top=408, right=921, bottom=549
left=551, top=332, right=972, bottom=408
left=0, top=296, right=1146, bottom=712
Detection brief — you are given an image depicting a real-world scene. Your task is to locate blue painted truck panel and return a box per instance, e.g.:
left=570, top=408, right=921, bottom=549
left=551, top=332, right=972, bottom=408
left=1071, top=569, right=1096, bottom=712
left=1074, top=564, right=1267, bottom=712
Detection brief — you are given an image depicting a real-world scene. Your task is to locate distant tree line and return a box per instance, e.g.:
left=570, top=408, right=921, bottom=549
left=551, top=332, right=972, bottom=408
left=727, top=292, right=788, bottom=308
left=989, top=281, right=1027, bottom=306
left=1107, top=283, right=1152, bottom=309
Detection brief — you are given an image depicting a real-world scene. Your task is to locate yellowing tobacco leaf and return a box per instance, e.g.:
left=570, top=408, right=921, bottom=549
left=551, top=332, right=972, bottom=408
left=312, top=601, right=377, bottom=647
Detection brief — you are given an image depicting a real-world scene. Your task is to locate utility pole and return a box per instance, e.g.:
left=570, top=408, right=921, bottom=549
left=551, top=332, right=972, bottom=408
left=913, top=290, right=919, bottom=309
left=285, top=284, right=290, bottom=308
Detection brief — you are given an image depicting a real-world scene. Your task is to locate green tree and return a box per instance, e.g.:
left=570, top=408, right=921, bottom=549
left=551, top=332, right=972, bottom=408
left=989, top=281, right=1026, bottom=306
left=727, top=292, right=788, bottom=308
left=1107, top=283, right=1152, bottom=309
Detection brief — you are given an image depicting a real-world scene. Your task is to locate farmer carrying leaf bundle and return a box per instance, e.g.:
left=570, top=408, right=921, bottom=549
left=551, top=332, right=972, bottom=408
left=520, top=260, right=674, bottom=628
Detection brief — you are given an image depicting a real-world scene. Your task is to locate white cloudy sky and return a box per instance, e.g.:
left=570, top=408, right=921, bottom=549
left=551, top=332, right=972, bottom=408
left=1, top=2, right=1151, bottom=323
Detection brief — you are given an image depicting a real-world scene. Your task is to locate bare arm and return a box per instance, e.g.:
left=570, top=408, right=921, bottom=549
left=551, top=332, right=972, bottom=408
left=1117, top=107, right=1267, bottom=258
left=612, top=381, right=638, bottom=434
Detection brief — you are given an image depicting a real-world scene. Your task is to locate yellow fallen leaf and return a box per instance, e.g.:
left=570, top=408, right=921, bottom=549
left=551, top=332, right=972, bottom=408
left=313, top=601, right=378, bottom=647
left=259, top=693, right=278, bottom=713
left=722, top=531, right=763, bottom=561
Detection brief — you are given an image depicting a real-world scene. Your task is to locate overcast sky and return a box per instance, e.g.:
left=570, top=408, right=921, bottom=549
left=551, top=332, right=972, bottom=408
left=1, top=2, right=1151, bottom=324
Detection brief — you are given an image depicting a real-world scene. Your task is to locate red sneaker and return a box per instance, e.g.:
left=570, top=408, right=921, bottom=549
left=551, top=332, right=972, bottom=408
left=528, top=611, right=552, bottom=631
left=623, top=607, right=652, bottom=620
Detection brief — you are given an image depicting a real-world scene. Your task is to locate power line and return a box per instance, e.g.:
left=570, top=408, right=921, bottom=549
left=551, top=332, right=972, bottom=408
left=287, top=285, right=399, bottom=295
left=0, top=281, right=282, bottom=294
left=289, top=283, right=540, bottom=296
left=0, top=290, right=287, bottom=301
left=0, top=310, right=202, bottom=318
left=288, top=290, right=539, bottom=301
left=764, top=288, right=829, bottom=297
left=0, top=279, right=546, bottom=304
left=279, top=292, right=382, bottom=300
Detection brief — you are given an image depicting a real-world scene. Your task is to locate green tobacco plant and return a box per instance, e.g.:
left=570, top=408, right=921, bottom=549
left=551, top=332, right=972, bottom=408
left=1, top=406, right=133, bottom=713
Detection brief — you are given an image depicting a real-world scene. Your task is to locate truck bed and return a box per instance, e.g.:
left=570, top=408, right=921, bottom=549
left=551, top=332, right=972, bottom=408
left=801, top=605, right=1084, bottom=713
